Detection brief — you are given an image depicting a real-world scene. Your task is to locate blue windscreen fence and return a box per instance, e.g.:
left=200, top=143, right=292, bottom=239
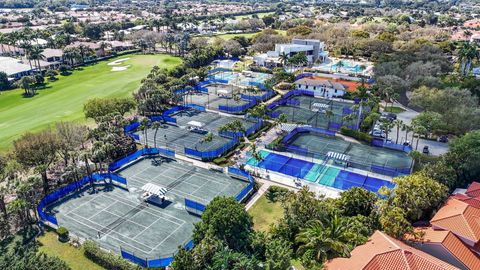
left=185, top=137, right=238, bottom=160
left=184, top=198, right=207, bottom=213
left=295, top=73, right=314, bottom=81
left=185, top=104, right=206, bottom=112
left=38, top=173, right=127, bottom=226
left=218, top=99, right=257, bottom=113
left=240, top=90, right=274, bottom=102
left=109, top=148, right=176, bottom=171
left=371, top=138, right=412, bottom=153
left=282, top=127, right=336, bottom=145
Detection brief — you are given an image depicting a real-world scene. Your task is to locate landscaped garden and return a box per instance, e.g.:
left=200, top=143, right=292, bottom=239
left=0, top=54, right=181, bottom=151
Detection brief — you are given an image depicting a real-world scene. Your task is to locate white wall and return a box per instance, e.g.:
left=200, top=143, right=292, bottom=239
left=297, top=83, right=345, bottom=98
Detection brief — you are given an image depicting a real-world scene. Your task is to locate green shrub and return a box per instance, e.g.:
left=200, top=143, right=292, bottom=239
left=213, top=157, right=227, bottom=165
left=340, top=127, right=373, bottom=143
left=56, top=227, right=69, bottom=242
left=83, top=240, right=142, bottom=270
left=265, top=186, right=290, bottom=202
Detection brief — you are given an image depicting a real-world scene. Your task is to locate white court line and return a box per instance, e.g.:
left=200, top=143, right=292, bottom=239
left=150, top=223, right=183, bottom=251
left=64, top=193, right=102, bottom=217
left=106, top=192, right=185, bottom=224
left=66, top=212, right=153, bottom=253
left=127, top=177, right=206, bottom=203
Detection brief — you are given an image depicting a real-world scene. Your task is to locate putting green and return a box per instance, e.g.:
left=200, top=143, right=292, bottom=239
left=0, top=54, right=182, bottom=151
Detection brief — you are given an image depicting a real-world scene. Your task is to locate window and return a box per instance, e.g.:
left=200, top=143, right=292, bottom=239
left=306, top=85, right=308, bottom=89
left=334, top=89, right=337, bottom=93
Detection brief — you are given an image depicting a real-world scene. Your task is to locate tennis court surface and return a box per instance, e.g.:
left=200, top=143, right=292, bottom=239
left=286, top=131, right=413, bottom=174
left=136, top=109, right=257, bottom=154
left=46, top=157, right=249, bottom=259
left=270, top=94, right=357, bottom=129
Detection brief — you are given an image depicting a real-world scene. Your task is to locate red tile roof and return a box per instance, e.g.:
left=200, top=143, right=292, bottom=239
left=453, top=193, right=480, bottom=209
left=325, top=231, right=459, bottom=270
left=413, top=228, right=480, bottom=270
left=307, top=76, right=362, bottom=92
left=466, top=182, right=480, bottom=198
left=430, top=198, right=480, bottom=244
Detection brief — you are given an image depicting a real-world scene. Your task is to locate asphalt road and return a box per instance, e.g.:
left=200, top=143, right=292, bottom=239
left=381, top=102, right=449, bottom=156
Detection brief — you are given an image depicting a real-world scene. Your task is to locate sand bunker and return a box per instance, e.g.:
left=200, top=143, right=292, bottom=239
left=111, top=65, right=130, bottom=71
left=107, top=58, right=130, bottom=66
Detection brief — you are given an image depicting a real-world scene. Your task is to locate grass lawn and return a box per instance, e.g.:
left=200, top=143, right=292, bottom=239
left=37, top=231, right=105, bottom=270
left=0, top=54, right=181, bottom=151
left=234, top=11, right=275, bottom=20
left=206, top=29, right=287, bottom=41
left=247, top=193, right=283, bottom=232
left=383, top=106, right=406, bottom=113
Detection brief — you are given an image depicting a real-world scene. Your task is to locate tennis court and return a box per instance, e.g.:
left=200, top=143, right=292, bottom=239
left=183, top=84, right=250, bottom=109
left=270, top=95, right=357, bottom=129
left=246, top=150, right=395, bottom=193
left=136, top=109, right=257, bottom=154
left=286, top=132, right=413, bottom=173
left=47, top=157, right=249, bottom=259
left=210, top=71, right=272, bottom=86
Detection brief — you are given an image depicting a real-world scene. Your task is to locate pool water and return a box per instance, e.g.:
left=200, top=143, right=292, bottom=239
left=319, top=60, right=364, bottom=73
left=211, top=72, right=271, bottom=86
left=247, top=150, right=394, bottom=193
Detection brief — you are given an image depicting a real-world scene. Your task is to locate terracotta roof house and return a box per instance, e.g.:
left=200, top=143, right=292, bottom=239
left=325, top=231, right=459, bottom=270
left=466, top=182, right=480, bottom=198
left=430, top=198, right=480, bottom=250
left=412, top=228, right=480, bottom=270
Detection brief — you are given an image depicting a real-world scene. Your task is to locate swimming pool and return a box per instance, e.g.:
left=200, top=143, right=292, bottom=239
left=317, top=60, right=364, bottom=74
left=210, top=72, right=271, bottom=86
left=246, top=150, right=395, bottom=193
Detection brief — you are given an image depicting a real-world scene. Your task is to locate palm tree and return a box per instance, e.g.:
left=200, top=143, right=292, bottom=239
left=296, top=215, right=354, bottom=263
left=28, top=45, right=45, bottom=73
left=380, top=119, right=394, bottom=142
left=78, top=44, right=92, bottom=64
left=139, top=117, right=151, bottom=148
left=393, top=119, right=403, bottom=144
left=458, top=42, right=478, bottom=76
left=151, top=121, right=162, bottom=149
left=279, top=52, right=289, bottom=67
left=336, top=60, right=344, bottom=73
left=325, top=109, right=334, bottom=127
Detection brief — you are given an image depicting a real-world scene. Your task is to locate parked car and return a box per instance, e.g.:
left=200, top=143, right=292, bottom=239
left=371, top=130, right=386, bottom=138
left=423, top=146, right=430, bottom=155
left=438, top=135, right=449, bottom=143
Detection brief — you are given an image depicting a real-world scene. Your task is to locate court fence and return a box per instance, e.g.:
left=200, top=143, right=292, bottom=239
left=240, top=90, right=274, bottom=102
left=185, top=137, right=239, bottom=160
left=109, top=147, right=176, bottom=171
left=120, top=240, right=194, bottom=268
left=371, top=138, right=412, bottom=153
left=37, top=172, right=128, bottom=226
left=218, top=99, right=257, bottom=114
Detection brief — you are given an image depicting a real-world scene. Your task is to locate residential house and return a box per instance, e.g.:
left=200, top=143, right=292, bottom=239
left=0, top=56, right=32, bottom=79
left=253, top=38, right=328, bottom=68
left=411, top=228, right=480, bottom=270
left=42, top=48, right=63, bottom=63
left=325, top=231, right=459, bottom=270
left=430, top=195, right=480, bottom=254
left=294, top=76, right=361, bottom=98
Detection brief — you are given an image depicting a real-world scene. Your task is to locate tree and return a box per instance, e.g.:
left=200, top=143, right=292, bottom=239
left=296, top=215, right=365, bottom=266
left=337, top=187, right=377, bottom=217
left=380, top=173, right=448, bottom=222
left=193, top=197, right=253, bottom=252
left=84, top=98, right=136, bottom=121
left=16, top=76, right=36, bottom=96
left=379, top=206, right=413, bottom=239
left=0, top=71, right=9, bottom=91
left=443, top=130, right=480, bottom=186
left=265, top=238, right=292, bottom=270
left=45, top=69, right=58, bottom=81
left=458, top=42, right=478, bottom=76
left=13, top=130, right=59, bottom=194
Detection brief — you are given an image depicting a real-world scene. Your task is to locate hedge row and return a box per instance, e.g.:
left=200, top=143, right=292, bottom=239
left=340, top=127, right=373, bottom=144
left=83, top=241, right=143, bottom=270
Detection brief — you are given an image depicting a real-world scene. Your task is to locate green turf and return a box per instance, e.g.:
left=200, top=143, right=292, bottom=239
left=247, top=193, right=283, bottom=232
left=234, top=12, right=275, bottom=20
left=383, top=106, right=406, bottom=113
left=37, top=231, right=105, bottom=270
left=206, top=29, right=287, bottom=41
left=0, top=54, right=182, bottom=151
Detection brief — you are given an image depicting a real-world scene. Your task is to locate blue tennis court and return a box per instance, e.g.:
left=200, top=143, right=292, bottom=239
left=247, top=150, right=394, bottom=194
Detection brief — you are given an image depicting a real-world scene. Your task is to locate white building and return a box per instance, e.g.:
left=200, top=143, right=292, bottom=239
left=254, top=38, right=328, bottom=68
left=295, top=77, right=347, bottom=98
left=0, top=56, right=33, bottom=79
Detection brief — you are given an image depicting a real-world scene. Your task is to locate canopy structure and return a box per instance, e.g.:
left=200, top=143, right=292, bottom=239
left=141, top=183, right=167, bottom=197
left=187, top=121, right=205, bottom=128
left=311, top=103, right=330, bottom=112
left=217, top=89, right=232, bottom=96
left=326, top=151, right=350, bottom=162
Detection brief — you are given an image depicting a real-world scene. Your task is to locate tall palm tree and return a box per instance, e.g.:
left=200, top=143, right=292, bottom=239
left=458, top=42, right=478, bottom=76
left=28, top=46, right=45, bottom=73
left=279, top=52, right=289, bottom=67
left=393, top=119, right=403, bottom=144
left=151, top=121, right=162, bottom=149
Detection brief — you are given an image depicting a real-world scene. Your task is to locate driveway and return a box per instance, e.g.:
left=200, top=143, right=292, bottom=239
left=381, top=102, right=449, bottom=156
